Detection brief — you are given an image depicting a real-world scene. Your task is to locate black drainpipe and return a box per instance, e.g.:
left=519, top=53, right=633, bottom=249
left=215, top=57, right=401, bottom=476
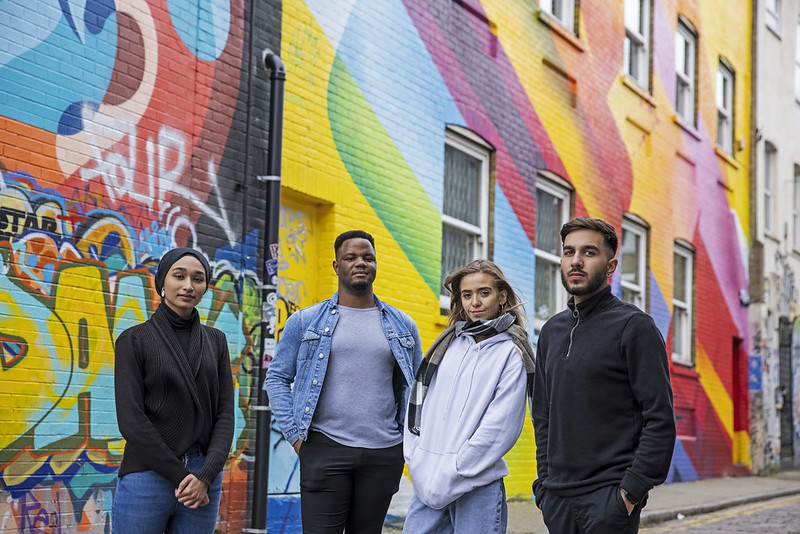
left=249, top=49, right=285, bottom=533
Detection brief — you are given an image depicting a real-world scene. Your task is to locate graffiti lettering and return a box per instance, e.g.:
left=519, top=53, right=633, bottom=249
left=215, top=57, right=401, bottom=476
left=18, top=492, right=61, bottom=534
left=79, top=116, right=184, bottom=210
left=0, top=207, right=58, bottom=239
left=0, top=177, right=259, bottom=532
left=77, top=117, right=236, bottom=246
left=278, top=206, right=311, bottom=313
left=774, top=251, right=797, bottom=317
left=0, top=208, right=26, bottom=237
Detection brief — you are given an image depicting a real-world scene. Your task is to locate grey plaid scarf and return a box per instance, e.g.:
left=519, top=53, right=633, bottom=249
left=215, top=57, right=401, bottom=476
left=407, top=312, right=536, bottom=436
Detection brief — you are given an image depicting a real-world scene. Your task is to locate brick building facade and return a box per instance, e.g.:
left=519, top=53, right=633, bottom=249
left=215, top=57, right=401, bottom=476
left=0, top=1, right=759, bottom=532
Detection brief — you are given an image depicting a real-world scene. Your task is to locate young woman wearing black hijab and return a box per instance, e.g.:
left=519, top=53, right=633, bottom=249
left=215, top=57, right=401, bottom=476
left=112, top=248, right=234, bottom=534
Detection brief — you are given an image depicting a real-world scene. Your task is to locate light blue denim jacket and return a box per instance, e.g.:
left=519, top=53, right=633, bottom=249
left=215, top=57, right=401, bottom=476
left=263, top=292, right=423, bottom=446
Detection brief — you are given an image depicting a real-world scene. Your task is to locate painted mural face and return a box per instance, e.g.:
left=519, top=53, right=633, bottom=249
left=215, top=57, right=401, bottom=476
left=460, top=272, right=507, bottom=322
left=333, top=238, right=377, bottom=293
left=560, top=229, right=617, bottom=304
left=162, top=255, right=208, bottom=318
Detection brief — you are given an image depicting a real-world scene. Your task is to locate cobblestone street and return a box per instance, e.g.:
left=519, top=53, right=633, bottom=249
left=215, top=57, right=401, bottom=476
left=642, top=494, right=800, bottom=533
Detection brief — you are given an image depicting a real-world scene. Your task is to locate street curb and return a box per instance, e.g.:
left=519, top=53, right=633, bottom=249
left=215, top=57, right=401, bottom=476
left=640, top=487, right=800, bottom=526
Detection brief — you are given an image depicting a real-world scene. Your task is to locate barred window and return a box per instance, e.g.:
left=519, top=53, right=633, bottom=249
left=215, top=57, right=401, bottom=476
left=441, top=129, right=490, bottom=309
left=621, top=217, right=648, bottom=311
left=716, top=61, right=735, bottom=154
left=534, top=176, right=571, bottom=329
left=672, top=242, right=694, bottom=365
left=764, top=142, right=776, bottom=234
left=675, top=18, right=697, bottom=125
left=766, top=0, right=780, bottom=33
left=624, top=0, right=650, bottom=89
left=795, top=17, right=800, bottom=102
left=540, top=0, right=576, bottom=33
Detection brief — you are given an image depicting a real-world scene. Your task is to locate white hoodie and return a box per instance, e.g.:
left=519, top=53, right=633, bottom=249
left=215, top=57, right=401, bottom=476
left=403, top=331, right=527, bottom=510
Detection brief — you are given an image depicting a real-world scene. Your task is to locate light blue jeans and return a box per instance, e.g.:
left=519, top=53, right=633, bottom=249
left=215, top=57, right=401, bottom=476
left=403, top=478, right=507, bottom=534
left=112, top=447, right=223, bottom=534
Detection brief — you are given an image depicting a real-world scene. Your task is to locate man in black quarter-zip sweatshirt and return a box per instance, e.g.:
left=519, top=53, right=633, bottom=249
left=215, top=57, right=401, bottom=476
left=532, top=217, right=676, bottom=534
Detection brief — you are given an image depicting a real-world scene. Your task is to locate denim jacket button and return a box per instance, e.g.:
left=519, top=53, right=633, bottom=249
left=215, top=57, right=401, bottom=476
left=312, top=379, right=318, bottom=385
left=331, top=310, right=337, bottom=315
left=318, top=353, right=324, bottom=359
left=406, top=339, right=412, bottom=346
left=325, top=327, right=330, bottom=332
left=304, top=406, right=310, bottom=413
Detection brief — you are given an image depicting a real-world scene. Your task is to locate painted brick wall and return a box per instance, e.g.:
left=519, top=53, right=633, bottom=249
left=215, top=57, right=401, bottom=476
left=277, top=0, right=752, bottom=517
left=0, top=0, right=280, bottom=531
left=0, top=0, right=754, bottom=532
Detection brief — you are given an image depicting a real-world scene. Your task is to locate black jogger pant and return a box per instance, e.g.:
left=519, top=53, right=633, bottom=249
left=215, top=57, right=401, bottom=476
left=298, top=431, right=404, bottom=534
left=540, top=484, right=643, bottom=534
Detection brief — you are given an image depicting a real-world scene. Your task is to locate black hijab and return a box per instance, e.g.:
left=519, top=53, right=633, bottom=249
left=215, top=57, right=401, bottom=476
left=154, top=247, right=211, bottom=295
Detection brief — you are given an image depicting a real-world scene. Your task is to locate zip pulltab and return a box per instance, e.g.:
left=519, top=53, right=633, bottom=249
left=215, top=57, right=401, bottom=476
left=565, top=307, right=580, bottom=358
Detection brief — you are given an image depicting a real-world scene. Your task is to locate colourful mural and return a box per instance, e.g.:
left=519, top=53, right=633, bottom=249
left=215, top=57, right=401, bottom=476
left=1, top=0, right=754, bottom=532
left=0, top=0, right=283, bottom=531
left=278, top=0, right=752, bottom=510
left=0, top=173, right=259, bottom=531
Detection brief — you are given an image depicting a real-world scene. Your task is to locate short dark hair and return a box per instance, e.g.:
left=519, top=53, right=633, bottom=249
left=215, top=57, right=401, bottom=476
left=560, top=217, right=618, bottom=258
left=334, top=230, right=375, bottom=256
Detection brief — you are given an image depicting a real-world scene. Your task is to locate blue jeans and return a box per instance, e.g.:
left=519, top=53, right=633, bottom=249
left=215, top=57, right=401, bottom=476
left=402, top=478, right=507, bottom=534
left=112, top=447, right=223, bottom=534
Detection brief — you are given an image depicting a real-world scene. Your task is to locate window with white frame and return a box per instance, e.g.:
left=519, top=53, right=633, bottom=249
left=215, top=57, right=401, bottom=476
left=672, top=243, right=694, bottom=365
left=441, top=129, right=490, bottom=309
left=534, top=177, right=571, bottom=329
left=675, top=18, right=697, bottom=124
left=621, top=217, right=648, bottom=311
left=766, top=0, right=780, bottom=33
left=764, top=142, right=776, bottom=234
left=795, top=17, right=800, bottom=102
left=794, top=166, right=800, bottom=249
left=624, top=0, right=650, bottom=89
left=716, top=60, right=734, bottom=153
left=540, top=0, right=575, bottom=33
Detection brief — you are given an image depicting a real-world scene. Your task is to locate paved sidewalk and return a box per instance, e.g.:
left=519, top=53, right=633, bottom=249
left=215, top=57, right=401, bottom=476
left=506, top=470, right=800, bottom=534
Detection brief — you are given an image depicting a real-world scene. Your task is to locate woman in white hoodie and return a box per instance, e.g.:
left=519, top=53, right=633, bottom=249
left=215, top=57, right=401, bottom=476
left=403, top=260, right=535, bottom=534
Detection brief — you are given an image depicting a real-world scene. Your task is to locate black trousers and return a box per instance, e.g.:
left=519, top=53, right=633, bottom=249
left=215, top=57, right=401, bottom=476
left=540, top=484, right=643, bottom=534
left=298, top=431, right=404, bottom=534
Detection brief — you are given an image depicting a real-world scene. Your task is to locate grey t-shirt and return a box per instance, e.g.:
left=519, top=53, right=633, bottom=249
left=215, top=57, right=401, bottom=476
left=311, top=305, right=402, bottom=448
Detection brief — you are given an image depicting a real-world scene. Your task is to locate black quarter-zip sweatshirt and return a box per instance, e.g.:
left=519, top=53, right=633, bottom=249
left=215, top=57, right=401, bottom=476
left=532, top=286, right=676, bottom=505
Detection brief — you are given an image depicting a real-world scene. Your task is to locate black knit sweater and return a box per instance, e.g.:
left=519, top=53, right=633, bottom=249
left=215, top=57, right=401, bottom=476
left=532, top=286, right=676, bottom=505
left=114, top=303, right=235, bottom=487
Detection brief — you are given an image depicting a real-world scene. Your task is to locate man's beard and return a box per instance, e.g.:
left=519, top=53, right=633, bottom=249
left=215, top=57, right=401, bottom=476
left=560, top=268, right=607, bottom=297
left=351, top=279, right=370, bottom=291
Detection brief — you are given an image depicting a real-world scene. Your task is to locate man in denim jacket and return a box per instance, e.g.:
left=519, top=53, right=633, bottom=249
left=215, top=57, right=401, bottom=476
left=265, top=230, right=423, bottom=533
